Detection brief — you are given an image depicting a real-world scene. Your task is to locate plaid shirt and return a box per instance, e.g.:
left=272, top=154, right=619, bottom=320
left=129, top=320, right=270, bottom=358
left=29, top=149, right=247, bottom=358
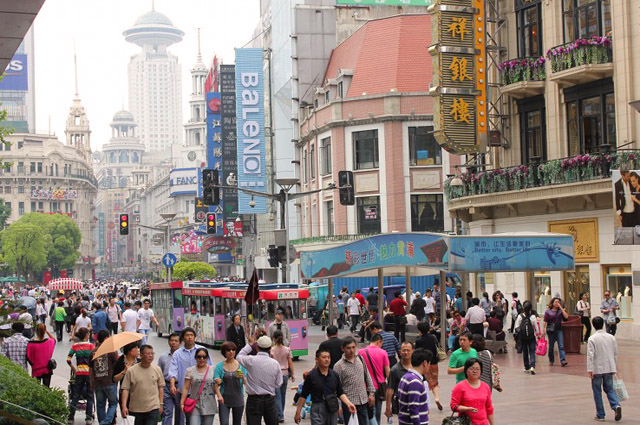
left=1, top=333, right=29, bottom=370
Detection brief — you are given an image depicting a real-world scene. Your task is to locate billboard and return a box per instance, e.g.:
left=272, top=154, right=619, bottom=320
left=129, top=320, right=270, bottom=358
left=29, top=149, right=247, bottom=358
left=0, top=54, right=28, bottom=91
left=169, top=168, right=200, bottom=196
left=429, top=0, right=487, bottom=154
left=235, top=48, right=267, bottom=214
left=220, top=64, right=238, bottom=219
left=612, top=170, right=640, bottom=245
left=206, top=92, right=224, bottom=234
left=336, top=0, right=431, bottom=4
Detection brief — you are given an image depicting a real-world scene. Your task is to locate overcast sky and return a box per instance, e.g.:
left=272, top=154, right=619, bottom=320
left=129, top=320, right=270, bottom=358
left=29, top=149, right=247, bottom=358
left=32, top=0, right=260, bottom=152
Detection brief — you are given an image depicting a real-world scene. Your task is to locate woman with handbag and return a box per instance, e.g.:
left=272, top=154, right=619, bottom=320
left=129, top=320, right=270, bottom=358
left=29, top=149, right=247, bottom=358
left=542, top=297, right=568, bottom=367
left=26, top=323, right=56, bottom=387
left=449, top=358, right=494, bottom=425
left=181, top=347, right=217, bottom=425
left=576, top=292, right=592, bottom=343
left=415, top=321, right=443, bottom=410
left=470, top=335, right=502, bottom=392
left=214, top=342, right=247, bottom=425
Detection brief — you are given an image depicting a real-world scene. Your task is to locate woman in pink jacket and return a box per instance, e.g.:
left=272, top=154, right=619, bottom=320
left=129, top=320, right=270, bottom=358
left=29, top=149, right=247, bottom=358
left=27, top=323, right=56, bottom=387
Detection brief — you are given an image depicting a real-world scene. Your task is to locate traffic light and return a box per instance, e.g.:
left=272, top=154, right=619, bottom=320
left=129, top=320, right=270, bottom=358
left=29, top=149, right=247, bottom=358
left=267, top=245, right=280, bottom=268
left=338, top=171, right=355, bottom=206
left=206, top=212, right=216, bottom=234
left=202, top=169, right=220, bottom=206
left=119, top=214, right=129, bottom=235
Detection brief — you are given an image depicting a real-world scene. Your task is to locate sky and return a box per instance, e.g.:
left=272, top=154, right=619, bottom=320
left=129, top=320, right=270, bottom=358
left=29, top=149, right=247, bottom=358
left=32, top=0, right=261, bottom=152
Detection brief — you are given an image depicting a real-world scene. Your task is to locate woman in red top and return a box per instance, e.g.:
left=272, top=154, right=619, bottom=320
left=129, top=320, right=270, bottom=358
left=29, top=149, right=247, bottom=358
left=389, top=291, right=408, bottom=343
left=450, top=358, right=495, bottom=425
left=26, top=323, right=56, bottom=387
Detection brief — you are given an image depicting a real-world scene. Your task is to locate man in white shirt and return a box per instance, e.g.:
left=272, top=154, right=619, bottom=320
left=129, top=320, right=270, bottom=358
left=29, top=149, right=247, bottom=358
left=347, top=293, right=361, bottom=333
left=464, top=298, right=486, bottom=336
left=587, top=316, right=621, bottom=422
left=137, top=299, right=159, bottom=344
left=424, top=289, right=436, bottom=316
left=121, top=302, right=138, bottom=333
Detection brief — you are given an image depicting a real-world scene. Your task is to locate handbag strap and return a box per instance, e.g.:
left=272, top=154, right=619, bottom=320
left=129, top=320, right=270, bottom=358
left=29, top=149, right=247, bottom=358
left=194, top=366, right=209, bottom=401
left=363, top=349, right=381, bottom=385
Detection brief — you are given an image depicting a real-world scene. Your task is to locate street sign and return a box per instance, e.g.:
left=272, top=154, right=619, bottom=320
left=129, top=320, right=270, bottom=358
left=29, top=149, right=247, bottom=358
left=162, top=253, right=178, bottom=268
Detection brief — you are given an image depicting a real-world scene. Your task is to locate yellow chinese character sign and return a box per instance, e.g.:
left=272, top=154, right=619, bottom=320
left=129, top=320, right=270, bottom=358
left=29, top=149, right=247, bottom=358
left=429, top=0, right=487, bottom=154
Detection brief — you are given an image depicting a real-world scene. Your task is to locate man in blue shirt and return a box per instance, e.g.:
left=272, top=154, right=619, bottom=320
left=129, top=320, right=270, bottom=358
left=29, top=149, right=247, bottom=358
left=158, top=332, right=181, bottom=425
left=91, top=302, right=109, bottom=339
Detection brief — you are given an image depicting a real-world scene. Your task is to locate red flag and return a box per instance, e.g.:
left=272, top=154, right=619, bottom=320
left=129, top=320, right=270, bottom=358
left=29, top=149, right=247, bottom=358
left=244, top=268, right=260, bottom=305
left=205, top=56, right=219, bottom=93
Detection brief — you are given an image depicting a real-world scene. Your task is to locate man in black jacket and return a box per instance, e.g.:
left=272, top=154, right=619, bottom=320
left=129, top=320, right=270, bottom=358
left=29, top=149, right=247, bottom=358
left=615, top=170, right=636, bottom=227
left=318, top=325, right=343, bottom=369
left=226, top=314, right=246, bottom=353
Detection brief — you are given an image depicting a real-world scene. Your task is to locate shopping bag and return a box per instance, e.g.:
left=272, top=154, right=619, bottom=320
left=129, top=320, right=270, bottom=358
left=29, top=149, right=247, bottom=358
left=535, top=338, right=547, bottom=356
left=348, top=413, right=359, bottom=425
left=614, top=376, right=629, bottom=402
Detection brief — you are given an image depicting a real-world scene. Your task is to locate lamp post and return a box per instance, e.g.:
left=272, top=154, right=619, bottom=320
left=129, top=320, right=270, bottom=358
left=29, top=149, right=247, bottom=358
left=160, top=213, right=176, bottom=281
left=275, top=178, right=299, bottom=283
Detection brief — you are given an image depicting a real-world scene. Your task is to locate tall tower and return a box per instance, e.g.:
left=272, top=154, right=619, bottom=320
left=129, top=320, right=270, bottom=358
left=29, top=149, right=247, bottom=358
left=184, top=29, right=207, bottom=148
left=65, top=54, right=92, bottom=163
left=123, top=7, right=184, bottom=152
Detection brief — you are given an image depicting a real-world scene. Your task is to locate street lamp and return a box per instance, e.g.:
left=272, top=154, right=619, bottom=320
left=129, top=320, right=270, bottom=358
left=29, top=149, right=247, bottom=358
left=160, top=213, right=176, bottom=281
left=275, top=178, right=299, bottom=283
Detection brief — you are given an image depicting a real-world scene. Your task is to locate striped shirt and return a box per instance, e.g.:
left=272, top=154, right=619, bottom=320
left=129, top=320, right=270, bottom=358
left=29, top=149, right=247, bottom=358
left=67, top=341, right=95, bottom=376
left=333, top=355, right=376, bottom=405
left=398, top=369, right=429, bottom=425
left=378, top=331, right=400, bottom=359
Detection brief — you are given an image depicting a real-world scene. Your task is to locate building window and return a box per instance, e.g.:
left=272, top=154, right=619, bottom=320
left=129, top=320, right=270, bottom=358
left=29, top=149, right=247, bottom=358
left=604, top=266, right=632, bottom=319
left=38, top=202, right=43, bottom=210
left=326, top=201, right=334, bottom=236
left=4, top=202, right=10, bottom=211
left=310, top=145, right=315, bottom=179
left=516, top=0, right=542, bottom=57
left=338, top=82, right=344, bottom=99
left=18, top=202, right=24, bottom=216
left=302, top=149, right=308, bottom=182
left=563, top=0, right=611, bottom=43
left=357, top=196, right=381, bottom=234
left=321, top=137, right=332, bottom=175
left=518, top=96, right=546, bottom=164
left=411, top=194, right=444, bottom=232
left=30, top=162, right=35, bottom=173
left=4, top=186, right=10, bottom=194
left=565, top=79, right=615, bottom=155
left=17, top=186, right=24, bottom=194
left=17, top=162, right=24, bottom=173
left=409, top=126, right=441, bottom=166
left=353, top=130, right=379, bottom=170
left=30, top=202, right=36, bottom=212
left=17, top=141, right=23, bottom=149
left=37, top=162, right=42, bottom=173
left=325, top=91, right=330, bottom=104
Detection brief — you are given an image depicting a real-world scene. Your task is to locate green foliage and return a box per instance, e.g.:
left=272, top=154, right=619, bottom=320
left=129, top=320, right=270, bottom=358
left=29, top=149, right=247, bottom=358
left=0, top=198, right=11, bottom=230
left=0, top=106, right=15, bottom=170
left=0, top=355, right=68, bottom=424
left=171, top=261, right=217, bottom=281
left=1, top=222, right=47, bottom=283
left=19, top=213, right=81, bottom=272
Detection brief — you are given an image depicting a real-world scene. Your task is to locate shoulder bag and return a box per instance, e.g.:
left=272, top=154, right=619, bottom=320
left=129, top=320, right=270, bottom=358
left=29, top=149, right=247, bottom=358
left=442, top=407, right=471, bottom=425
left=434, top=335, right=447, bottom=362
left=364, top=350, right=387, bottom=401
left=183, top=366, right=209, bottom=414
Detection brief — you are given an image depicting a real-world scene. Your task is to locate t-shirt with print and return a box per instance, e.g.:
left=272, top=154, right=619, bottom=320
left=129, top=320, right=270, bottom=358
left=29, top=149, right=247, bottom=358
left=137, top=308, right=154, bottom=330
left=185, top=366, right=218, bottom=415
left=121, top=363, right=164, bottom=413
left=90, top=350, right=118, bottom=388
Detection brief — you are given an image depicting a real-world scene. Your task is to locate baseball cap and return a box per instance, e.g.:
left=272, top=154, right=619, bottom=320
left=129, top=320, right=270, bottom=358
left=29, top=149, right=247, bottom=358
left=257, top=335, right=273, bottom=349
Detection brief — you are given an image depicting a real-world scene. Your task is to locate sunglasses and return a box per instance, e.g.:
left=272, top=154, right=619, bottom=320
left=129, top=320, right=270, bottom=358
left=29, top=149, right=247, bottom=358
left=196, top=355, right=208, bottom=359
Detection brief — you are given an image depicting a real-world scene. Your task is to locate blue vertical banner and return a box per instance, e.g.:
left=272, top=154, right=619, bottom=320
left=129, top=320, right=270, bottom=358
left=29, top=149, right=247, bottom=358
left=235, top=48, right=267, bottom=214
left=206, top=92, right=224, bottom=234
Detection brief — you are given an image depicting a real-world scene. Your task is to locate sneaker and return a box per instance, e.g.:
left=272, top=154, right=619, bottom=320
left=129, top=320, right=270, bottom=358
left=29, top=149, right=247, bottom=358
left=530, top=368, right=536, bottom=375
left=594, top=417, right=605, bottom=422
left=524, top=369, right=530, bottom=373
left=615, top=405, right=622, bottom=421
left=561, top=361, right=568, bottom=367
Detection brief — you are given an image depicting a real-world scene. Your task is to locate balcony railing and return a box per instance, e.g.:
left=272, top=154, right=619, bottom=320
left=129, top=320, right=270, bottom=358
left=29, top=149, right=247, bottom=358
left=445, top=150, right=640, bottom=201
left=498, top=56, right=546, bottom=86
left=547, top=36, right=612, bottom=73
left=290, top=233, right=380, bottom=246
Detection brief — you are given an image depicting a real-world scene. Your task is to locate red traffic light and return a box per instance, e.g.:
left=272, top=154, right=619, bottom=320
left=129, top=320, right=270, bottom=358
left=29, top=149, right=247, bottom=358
left=121, top=215, right=128, bottom=221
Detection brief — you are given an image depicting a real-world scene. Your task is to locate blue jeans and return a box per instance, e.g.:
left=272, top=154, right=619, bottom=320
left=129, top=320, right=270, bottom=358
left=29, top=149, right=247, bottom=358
left=138, top=328, right=150, bottom=344
left=591, top=373, right=620, bottom=419
left=547, top=330, right=566, bottom=364
left=162, top=384, right=183, bottom=425
left=522, top=339, right=537, bottom=370
left=275, top=374, right=289, bottom=420
left=94, top=384, right=118, bottom=425
left=188, top=408, right=214, bottom=425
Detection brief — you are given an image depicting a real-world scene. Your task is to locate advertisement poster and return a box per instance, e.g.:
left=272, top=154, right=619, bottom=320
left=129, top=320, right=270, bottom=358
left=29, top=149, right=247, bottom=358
left=612, top=170, right=640, bottom=244
left=220, top=64, right=239, bottom=219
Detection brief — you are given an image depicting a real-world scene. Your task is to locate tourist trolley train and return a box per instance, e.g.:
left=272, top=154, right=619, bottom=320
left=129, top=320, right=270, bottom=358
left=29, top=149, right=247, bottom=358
left=150, top=281, right=309, bottom=357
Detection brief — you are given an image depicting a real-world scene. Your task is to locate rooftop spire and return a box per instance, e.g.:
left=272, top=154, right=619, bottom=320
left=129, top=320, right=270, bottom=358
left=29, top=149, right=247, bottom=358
left=152, top=0, right=155, bottom=11
left=73, top=40, right=79, bottom=98
left=197, top=28, right=202, bottom=62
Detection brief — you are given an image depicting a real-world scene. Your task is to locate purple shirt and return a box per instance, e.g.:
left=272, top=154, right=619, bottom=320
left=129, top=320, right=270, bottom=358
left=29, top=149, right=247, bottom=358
left=544, top=308, right=563, bottom=329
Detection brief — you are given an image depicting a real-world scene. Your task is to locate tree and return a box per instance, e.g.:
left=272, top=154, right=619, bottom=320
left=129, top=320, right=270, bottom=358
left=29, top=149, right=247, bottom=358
left=0, top=105, right=14, bottom=169
left=171, top=261, right=217, bottom=281
left=1, top=221, right=47, bottom=283
left=19, top=213, right=81, bottom=276
left=0, top=199, right=10, bottom=230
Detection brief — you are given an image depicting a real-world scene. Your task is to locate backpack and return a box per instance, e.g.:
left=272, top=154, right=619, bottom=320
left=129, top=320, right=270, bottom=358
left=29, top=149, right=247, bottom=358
left=519, top=313, right=536, bottom=341
left=515, top=300, right=523, bottom=315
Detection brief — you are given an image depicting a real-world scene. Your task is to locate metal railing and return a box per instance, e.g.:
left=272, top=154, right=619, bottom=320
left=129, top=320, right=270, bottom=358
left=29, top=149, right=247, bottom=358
left=290, top=232, right=380, bottom=246
left=445, top=149, right=640, bottom=201
left=498, top=56, right=546, bottom=86
left=546, top=35, right=612, bottom=73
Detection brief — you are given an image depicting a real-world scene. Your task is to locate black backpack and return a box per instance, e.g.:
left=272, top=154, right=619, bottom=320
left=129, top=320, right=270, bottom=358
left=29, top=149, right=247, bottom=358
left=515, top=300, right=524, bottom=314
left=519, top=313, right=536, bottom=341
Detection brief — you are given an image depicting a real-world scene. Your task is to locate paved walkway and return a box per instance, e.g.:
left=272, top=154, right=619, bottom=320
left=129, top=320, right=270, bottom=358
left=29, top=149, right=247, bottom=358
left=49, top=325, right=639, bottom=424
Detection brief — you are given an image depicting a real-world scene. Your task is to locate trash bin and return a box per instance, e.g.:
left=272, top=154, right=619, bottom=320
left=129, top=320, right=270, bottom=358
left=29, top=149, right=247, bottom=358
left=563, top=315, right=582, bottom=354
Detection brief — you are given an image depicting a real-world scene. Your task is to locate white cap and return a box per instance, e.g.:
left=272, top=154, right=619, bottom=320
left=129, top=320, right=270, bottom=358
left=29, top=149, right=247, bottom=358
left=257, top=336, right=273, bottom=349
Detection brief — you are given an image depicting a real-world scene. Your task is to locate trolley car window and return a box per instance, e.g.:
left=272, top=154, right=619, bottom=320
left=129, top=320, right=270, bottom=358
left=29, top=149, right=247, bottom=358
left=173, top=289, right=183, bottom=308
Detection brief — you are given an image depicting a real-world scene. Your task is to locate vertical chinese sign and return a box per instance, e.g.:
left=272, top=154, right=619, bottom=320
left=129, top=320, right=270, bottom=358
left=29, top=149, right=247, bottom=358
left=220, top=64, right=238, bottom=221
left=206, top=92, right=224, bottom=235
left=429, top=0, right=486, bottom=154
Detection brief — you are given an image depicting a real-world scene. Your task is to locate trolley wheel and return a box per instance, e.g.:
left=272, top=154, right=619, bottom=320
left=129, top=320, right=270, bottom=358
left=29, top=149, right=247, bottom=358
left=293, top=356, right=299, bottom=361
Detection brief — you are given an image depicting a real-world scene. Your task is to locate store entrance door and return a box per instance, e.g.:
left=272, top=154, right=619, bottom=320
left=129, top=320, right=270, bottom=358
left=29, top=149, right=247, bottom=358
left=564, top=265, right=590, bottom=314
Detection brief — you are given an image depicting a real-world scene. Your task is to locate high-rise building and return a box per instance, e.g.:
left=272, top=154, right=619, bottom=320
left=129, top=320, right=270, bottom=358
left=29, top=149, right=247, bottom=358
left=123, top=8, right=184, bottom=152
left=0, top=26, right=35, bottom=133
